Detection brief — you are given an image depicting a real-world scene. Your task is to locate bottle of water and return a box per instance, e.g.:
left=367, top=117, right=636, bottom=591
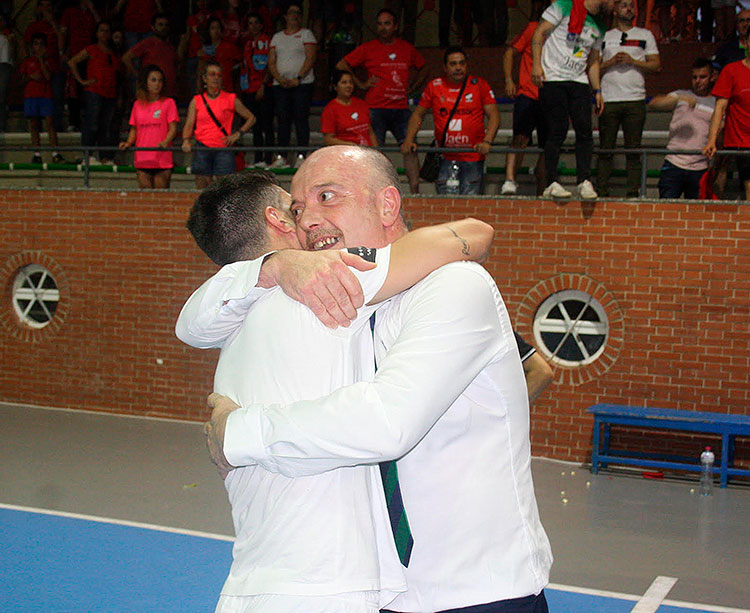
left=445, top=162, right=460, bottom=194
left=700, top=446, right=714, bottom=496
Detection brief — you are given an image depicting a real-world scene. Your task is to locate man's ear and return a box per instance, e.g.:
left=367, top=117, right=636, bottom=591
left=378, top=185, right=402, bottom=228
left=264, top=206, right=295, bottom=234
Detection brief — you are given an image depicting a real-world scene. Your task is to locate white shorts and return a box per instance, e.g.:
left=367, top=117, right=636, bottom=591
left=215, top=591, right=380, bottom=613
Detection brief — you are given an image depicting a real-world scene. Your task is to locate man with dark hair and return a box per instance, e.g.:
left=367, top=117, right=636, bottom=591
left=531, top=0, right=616, bottom=200
left=197, top=145, right=553, bottom=612
left=597, top=0, right=660, bottom=197
left=648, top=57, right=716, bottom=199
left=711, top=9, right=750, bottom=71
left=402, top=46, right=500, bottom=195
left=122, top=13, right=179, bottom=99
left=186, top=171, right=284, bottom=266
left=336, top=8, right=429, bottom=193
left=178, top=162, right=495, bottom=612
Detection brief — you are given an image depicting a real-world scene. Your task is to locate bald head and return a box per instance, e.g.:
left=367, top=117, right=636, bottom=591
left=290, top=146, right=407, bottom=251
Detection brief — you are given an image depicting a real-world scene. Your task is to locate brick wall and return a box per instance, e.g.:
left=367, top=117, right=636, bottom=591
left=1, top=188, right=748, bottom=465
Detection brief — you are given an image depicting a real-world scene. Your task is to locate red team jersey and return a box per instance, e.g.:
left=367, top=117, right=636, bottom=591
left=419, top=75, right=496, bottom=162
left=510, top=21, right=539, bottom=101
left=320, top=97, right=373, bottom=145
left=20, top=56, right=52, bottom=98
left=84, top=44, right=119, bottom=98
left=343, top=38, right=425, bottom=109
left=711, top=61, right=750, bottom=148
left=241, top=34, right=271, bottom=94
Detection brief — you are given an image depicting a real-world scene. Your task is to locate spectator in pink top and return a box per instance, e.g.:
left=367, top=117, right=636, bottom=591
left=119, top=65, right=179, bottom=189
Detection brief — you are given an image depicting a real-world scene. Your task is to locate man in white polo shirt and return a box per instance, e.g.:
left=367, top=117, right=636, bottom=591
left=177, top=168, right=494, bottom=612
left=203, top=146, right=553, bottom=613
left=597, top=0, right=660, bottom=197
left=531, top=0, right=615, bottom=199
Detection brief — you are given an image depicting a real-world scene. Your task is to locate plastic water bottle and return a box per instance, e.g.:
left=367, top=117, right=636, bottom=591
left=445, top=162, right=460, bottom=194
left=700, top=446, right=714, bottom=496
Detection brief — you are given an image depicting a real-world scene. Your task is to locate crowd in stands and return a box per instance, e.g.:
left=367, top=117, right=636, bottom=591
left=0, top=0, right=747, bottom=198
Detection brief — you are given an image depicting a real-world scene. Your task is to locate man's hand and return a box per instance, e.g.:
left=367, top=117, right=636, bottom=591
left=474, top=141, right=491, bottom=155
left=595, top=92, right=604, bottom=116
left=531, top=64, right=545, bottom=88
left=204, top=393, right=240, bottom=479
left=260, top=250, right=375, bottom=328
left=679, top=94, right=698, bottom=109
left=401, top=139, right=417, bottom=154
left=505, top=79, right=517, bottom=98
left=702, top=142, right=717, bottom=159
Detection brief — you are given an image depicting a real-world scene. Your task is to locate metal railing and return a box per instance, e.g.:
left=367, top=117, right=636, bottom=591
left=1, top=144, right=747, bottom=194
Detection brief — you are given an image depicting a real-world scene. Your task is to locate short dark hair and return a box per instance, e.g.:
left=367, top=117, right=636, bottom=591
left=246, top=11, right=262, bottom=25
left=376, top=7, right=397, bottom=22
left=331, top=68, right=353, bottom=86
left=152, top=12, right=168, bottom=26
left=186, top=171, right=283, bottom=266
left=207, top=16, right=224, bottom=32
left=30, top=32, right=46, bottom=46
left=443, top=45, right=466, bottom=64
left=692, top=57, right=712, bottom=71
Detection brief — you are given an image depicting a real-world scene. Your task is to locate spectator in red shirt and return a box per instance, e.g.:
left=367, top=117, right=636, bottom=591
left=703, top=29, right=750, bottom=200
left=20, top=33, right=63, bottom=164
left=321, top=69, right=377, bottom=147
left=61, top=0, right=100, bottom=132
left=336, top=8, right=429, bottom=192
left=178, top=0, right=216, bottom=96
left=113, top=0, right=163, bottom=49
left=240, top=11, right=274, bottom=167
left=69, top=21, right=121, bottom=164
left=182, top=59, right=255, bottom=188
left=23, top=0, right=65, bottom=132
left=219, top=0, right=243, bottom=46
left=402, top=46, right=500, bottom=195
left=198, top=17, right=241, bottom=92
left=501, top=5, right=548, bottom=196
left=122, top=13, right=180, bottom=99
left=0, top=12, right=14, bottom=134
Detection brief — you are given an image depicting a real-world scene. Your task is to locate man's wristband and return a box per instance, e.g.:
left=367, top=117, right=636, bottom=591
left=592, top=88, right=601, bottom=94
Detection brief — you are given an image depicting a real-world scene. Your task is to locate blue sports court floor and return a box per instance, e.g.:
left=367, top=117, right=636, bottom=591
left=2, top=403, right=749, bottom=612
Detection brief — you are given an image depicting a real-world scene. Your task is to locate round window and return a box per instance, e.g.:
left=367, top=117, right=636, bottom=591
left=533, top=290, right=609, bottom=367
left=12, top=264, right=60, bottom=329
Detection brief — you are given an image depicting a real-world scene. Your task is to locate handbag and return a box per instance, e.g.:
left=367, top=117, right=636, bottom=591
left=418, top=77, right=468, bottom=183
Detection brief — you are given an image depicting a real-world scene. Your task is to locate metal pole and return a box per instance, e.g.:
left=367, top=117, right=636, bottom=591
left=83, top=149, right=90, bottom=188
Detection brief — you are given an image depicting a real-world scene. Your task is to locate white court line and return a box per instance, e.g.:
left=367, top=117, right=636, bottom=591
left=0, top=510, right=746, bottom=613
left=0, top=502, right=235, bottom=542
left=631, top=576, right=678, bottom=612
left=547, top=582, right=750, bottom=613
left=0, top=400, right=202, bottom=426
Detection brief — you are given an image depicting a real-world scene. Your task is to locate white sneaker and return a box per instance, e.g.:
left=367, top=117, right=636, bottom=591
left=578, top=180, right=598, bottom=199
left=253, top=161, right=268, bottom=169
left=542, top=181, right=572, bottom=199
left=269, top=155, right=289, bottom=169
left=293, top=153, right=305, bottom=169
left=501, top=179, right=518, bottom=195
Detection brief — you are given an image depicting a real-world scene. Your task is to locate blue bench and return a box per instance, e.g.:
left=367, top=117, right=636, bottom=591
left=587, top=404, right=750, bottom=488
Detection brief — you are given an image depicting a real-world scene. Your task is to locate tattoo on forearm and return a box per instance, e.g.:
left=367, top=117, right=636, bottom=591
left=448, top=226, right=470, bottom=256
